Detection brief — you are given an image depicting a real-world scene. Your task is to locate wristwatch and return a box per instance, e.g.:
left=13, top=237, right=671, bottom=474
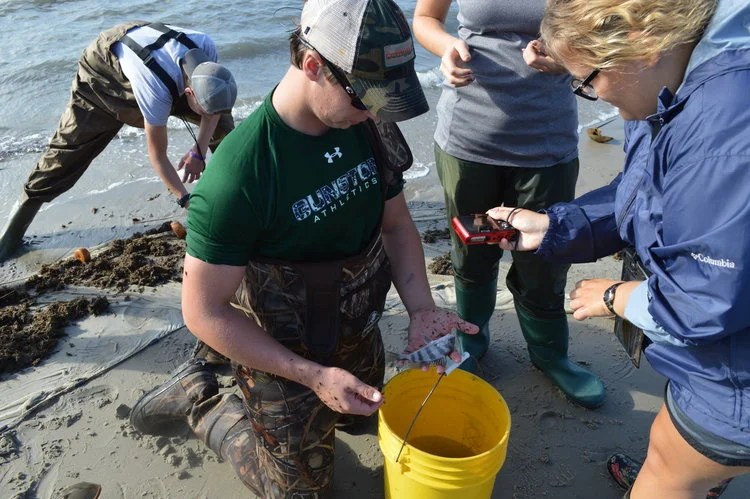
left=603, top=281, right=625, bottom=315
left=177, top=193, right=190, bottom=208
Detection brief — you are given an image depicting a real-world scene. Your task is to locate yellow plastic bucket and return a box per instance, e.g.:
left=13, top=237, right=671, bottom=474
left=378, top=367, right=511, bottom=498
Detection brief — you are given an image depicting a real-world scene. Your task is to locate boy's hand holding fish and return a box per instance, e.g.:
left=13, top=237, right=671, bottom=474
left=404, top=307, right=479, bottom=372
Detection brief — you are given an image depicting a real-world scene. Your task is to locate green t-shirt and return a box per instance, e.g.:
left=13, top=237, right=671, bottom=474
left=186, top=92, right=404, bottom=266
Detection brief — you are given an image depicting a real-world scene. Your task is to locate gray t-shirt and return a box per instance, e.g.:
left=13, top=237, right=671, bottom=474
left=434, top=0, right=578, bottom=167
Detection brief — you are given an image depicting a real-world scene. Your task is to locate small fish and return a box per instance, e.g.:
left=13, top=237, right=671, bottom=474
left=397, top=333, right=456, bottom=364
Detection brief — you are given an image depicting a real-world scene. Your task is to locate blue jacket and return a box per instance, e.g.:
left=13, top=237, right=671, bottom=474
left=538, top=0, right=750, bottom=446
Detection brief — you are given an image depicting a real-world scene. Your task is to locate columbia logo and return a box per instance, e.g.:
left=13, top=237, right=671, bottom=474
left=691, top=252, right=736, bottom=269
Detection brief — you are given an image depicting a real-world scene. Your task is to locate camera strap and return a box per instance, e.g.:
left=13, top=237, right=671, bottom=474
left=248, top=229, right=388, bottom=360
left=613, top=247, right=653, bottom=367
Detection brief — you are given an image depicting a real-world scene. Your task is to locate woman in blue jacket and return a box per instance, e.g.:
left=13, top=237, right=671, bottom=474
left=488, top=0, right=750, bottom=497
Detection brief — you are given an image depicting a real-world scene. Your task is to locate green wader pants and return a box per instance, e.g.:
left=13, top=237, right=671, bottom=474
left=435, top=142, right=578, bottom=334
left=24, top=21, right=234, bottom=203
left=435, top=143, right=605, bottom=407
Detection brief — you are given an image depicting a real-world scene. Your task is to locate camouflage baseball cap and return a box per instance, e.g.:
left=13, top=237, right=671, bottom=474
left=300, top=0, right=429, bottom=122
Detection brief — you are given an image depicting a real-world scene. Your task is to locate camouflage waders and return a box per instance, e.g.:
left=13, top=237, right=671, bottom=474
left=185, top=119, right=408, bottom=497
left=24, top=21, right=234, bottom=202
left=190, top=234, right=391, bottom=498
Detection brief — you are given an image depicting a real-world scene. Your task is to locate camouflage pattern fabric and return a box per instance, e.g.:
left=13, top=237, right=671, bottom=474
left=224, top=234, right=390, bottom=497
left=346, top=0, right=428, bottom=121
left=190, top=392, right=266, bottom=496
left=24, top=21, right=234, bottom=202
left=365, top=120, right=413, bottom=175
left=233, top=234, right=392, bottom=355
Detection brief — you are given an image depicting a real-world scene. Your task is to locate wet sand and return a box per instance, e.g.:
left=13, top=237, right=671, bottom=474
left=1, top=116, right=747, bottom=499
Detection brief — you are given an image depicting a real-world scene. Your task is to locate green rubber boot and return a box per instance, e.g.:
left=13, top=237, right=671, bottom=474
left=455, top=279, right=497, bottom=373
left=516, top=305, right=605, bottom=409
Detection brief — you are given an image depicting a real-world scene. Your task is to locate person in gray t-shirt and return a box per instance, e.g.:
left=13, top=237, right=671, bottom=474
left=413, top=0, right=605, bottom=409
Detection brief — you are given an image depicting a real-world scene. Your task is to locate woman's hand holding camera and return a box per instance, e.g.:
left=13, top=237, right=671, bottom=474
left=485, top=206, right=550, bottom=251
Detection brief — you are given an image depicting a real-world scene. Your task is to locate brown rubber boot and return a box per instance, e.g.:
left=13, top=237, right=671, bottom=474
left=130, top=358, right=218, bottom=435
left=192, top=393, right=261, bottom=496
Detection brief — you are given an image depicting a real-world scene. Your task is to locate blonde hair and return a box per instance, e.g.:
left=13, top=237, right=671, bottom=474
left=540, top=0, right=717, bottom=69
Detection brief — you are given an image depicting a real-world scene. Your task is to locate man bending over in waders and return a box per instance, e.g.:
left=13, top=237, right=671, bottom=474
left=0, top=22, right=237, bottom=261
left=128, top=0, right=479, bottom=496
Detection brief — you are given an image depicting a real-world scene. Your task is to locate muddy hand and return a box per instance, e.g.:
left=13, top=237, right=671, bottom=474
left=312, top=366, right=383, bottom=416
left=407, top=307, right=479, bottom=372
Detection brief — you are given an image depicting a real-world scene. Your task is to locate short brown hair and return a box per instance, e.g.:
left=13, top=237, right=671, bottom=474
left=289, top=26, right=336, bottom=82
left=289, top=26, right=307, bottom=69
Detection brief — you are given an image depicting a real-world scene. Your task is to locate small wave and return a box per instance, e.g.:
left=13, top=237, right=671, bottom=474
left=577, top=108, right=620, bottom=134
left=417, top=67, right=445, bottom=89
left=166, top=98, right=263, bottom=127
left=85, top=176, right=161, bottom=196
left=0, top=133, right=48, bottom=162
left=404, top=161, right=431, bottom=180
left=232, top=99, right=264, bottom=121
left=1, top=99, right=265, bottom=155
left=2, top=58, right=76, bottom=88
left=156, top=98, right=263, bottom=129
left=218, top=40, right=277, bottom=61
left=118, top=126, right=146, bottom=139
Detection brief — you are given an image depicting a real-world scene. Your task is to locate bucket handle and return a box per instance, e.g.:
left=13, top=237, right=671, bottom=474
left=394, top=372, right=446, bottom=463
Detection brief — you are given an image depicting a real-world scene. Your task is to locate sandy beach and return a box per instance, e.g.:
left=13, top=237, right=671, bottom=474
left=1, top=112, right=747, bottom=499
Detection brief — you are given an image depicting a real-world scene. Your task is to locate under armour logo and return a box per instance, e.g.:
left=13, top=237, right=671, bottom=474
left=324, top=147, right=342, bottom=163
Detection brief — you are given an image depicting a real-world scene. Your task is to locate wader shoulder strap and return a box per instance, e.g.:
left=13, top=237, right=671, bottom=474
left=119, top=22, right=200, bottom=102
left=253, top=229, right=386, bottom=358
left=362, top=120, right=413, bottom=177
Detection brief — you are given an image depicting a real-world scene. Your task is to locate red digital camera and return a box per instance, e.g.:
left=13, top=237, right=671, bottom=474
left=451, top=214, right=518, bottom=245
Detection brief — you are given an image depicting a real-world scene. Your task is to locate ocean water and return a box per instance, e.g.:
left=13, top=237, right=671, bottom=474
left=0, top=0, right=617, bottom=219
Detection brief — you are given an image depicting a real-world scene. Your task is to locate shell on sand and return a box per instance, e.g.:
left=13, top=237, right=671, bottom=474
left=587, top=127, right=614, bottom=143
